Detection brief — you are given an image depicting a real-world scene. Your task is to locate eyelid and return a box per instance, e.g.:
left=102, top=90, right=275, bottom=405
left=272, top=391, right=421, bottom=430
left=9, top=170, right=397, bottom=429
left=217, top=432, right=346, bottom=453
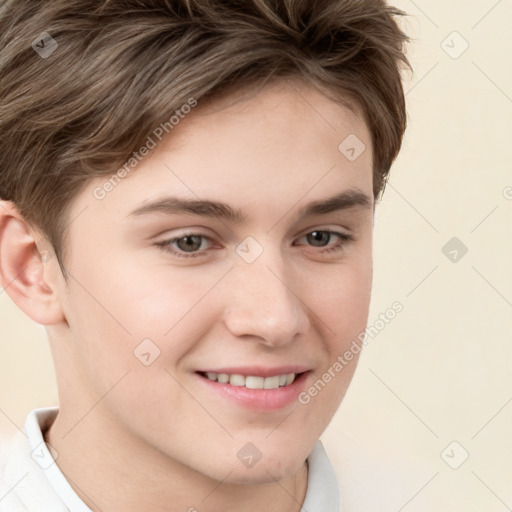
left=294, top=224, right=353, bottom=240
left=159, top=233, right=213, bottom=244
left=153, top=225, right=216, bottom=240
left=294, top=230, right=352, bottom=244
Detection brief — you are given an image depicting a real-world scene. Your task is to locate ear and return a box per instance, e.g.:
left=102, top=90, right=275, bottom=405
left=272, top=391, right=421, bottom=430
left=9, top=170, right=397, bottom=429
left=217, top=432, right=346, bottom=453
left=0, top=201, right=65, bottom=325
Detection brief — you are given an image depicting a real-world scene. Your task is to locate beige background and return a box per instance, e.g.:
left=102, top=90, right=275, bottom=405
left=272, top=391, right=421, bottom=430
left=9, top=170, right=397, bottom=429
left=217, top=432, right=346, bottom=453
left=1, top=1, right=511, bottom=510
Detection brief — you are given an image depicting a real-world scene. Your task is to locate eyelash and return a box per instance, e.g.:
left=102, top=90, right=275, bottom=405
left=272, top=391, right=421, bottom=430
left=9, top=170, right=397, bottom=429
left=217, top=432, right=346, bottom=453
left=154, top=230, right=354, bottom=259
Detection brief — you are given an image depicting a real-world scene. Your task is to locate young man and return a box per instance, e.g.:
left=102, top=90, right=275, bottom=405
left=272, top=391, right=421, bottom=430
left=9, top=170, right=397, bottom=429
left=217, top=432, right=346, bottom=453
left=0, top=0, right=409, bottom=510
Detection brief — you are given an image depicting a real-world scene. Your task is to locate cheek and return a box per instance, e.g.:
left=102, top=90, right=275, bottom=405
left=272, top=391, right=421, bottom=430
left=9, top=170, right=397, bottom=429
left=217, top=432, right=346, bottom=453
left=298, top=264, right=371, bottom=420
left=65, top=260, right=227, bottom=372
left=309, top=254, right=373, bottom=343
left=116, top=262, right=230, bottom=340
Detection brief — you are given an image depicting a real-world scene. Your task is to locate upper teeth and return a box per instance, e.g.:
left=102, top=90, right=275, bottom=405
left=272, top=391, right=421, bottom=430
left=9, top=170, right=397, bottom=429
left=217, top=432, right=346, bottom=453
left=204, top=372, right=297, bottom=389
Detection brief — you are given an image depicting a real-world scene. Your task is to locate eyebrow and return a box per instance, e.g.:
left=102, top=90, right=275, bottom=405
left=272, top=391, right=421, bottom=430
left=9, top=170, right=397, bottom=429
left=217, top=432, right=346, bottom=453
left=298, top=189, right=372, bottom=216
left=128, top=188, right=372, bottom=222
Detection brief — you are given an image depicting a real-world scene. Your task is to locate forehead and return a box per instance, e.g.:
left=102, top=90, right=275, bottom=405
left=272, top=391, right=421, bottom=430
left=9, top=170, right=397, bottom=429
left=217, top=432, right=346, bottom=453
left=174, top=79, right=368, bottom=154
left=72, top=80, right=373, bottom=226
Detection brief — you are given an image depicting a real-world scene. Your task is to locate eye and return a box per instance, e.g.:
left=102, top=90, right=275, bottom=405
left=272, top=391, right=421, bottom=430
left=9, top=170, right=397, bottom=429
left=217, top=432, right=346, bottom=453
left=155, top=233, right=214, bottom=257
left=305, top=231, right=332, bottom=247
left=154, top=229, right=353, bottom=259
left=295, top=230, right=353, bottom=253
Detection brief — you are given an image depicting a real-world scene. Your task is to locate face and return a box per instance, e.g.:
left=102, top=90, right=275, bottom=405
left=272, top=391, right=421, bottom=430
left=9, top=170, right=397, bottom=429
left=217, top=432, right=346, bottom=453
left=50, top=80, right=374, bottom=484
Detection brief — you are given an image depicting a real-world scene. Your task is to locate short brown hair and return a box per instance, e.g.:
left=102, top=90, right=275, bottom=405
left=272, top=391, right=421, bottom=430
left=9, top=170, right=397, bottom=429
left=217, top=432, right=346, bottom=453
left=0, top=0, right=409, bottom=272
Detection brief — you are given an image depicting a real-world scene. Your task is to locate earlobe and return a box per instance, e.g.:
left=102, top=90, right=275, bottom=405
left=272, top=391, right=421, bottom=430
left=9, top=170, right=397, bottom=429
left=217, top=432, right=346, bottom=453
left=0, top=201, right=65, bottom=325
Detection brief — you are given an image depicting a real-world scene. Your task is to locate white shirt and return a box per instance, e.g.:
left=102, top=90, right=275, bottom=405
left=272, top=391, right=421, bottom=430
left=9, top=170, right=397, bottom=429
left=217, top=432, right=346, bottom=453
left=0, top=407, right=340, bottom=511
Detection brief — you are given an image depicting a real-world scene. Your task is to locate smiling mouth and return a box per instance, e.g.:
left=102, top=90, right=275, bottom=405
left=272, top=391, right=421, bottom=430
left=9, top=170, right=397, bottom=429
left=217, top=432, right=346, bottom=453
left=197, top=371, right=303, bottom=390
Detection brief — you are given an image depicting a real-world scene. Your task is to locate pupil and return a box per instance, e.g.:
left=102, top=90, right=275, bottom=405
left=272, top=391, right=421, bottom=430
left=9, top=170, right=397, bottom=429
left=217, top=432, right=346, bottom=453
left=177, top=235, right=202, bottom=252
left=307, top=231, right=330, bottom=247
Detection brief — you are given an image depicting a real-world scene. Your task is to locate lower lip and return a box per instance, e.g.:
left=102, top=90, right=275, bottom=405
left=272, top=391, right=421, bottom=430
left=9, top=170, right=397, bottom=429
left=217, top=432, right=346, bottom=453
left=196, top=372, right=310, bottom=411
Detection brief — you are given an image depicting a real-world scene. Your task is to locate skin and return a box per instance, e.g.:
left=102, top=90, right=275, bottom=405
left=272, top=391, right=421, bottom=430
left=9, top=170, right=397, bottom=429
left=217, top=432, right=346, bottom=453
left=0, top=79, right=374, bottom=512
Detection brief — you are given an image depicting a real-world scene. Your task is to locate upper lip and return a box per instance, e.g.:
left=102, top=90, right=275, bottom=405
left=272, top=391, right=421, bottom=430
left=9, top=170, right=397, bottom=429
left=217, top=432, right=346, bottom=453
left=196, top=365, right=311, bottom=378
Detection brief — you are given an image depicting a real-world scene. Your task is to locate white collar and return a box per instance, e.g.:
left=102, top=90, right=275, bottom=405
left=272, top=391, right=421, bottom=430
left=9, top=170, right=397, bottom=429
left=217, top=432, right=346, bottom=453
left=20, top=407, right=339, bottom=511
left=25, top=407, right=92, bottom=512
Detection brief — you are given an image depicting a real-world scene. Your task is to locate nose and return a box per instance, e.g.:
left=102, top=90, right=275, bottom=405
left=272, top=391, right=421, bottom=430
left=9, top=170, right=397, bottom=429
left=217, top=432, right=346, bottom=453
left=222, top=255, right=310, bottom=347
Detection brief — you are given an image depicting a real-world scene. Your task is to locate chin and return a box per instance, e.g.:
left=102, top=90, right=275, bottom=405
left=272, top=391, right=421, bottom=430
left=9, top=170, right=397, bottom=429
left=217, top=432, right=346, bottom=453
left=221, top=460, right=304, bottom=486
left=205, top=447, right=308, bottom=486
